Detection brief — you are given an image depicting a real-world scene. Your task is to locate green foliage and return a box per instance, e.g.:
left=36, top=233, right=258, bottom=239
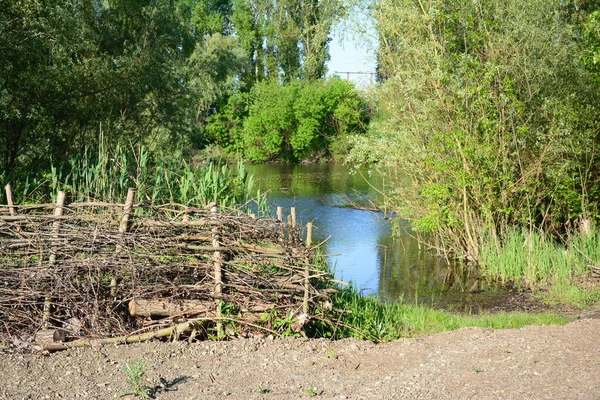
left=582, top=10, right=600, bottom=74
left=8, top=142, right=264, bottom=212
left=304, top=385, right=321, bottom=397
left=260, top=310, right=300, bottom=337
left=0, top=0, right=343, bottom=180
left=119, top=361, right=152, bottom=399
left=235, top=78, right=370, bottom=162
left=480, top=226, right=600, bottom=306
left=327, top=287, right=570, bottom=342
left=0, top=0, right=251, bottom=180
left=350, top=0, right=600, bottom=260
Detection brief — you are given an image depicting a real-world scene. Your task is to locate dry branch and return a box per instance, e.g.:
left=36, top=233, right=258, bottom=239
left=0, top=196, right=334, bottom=350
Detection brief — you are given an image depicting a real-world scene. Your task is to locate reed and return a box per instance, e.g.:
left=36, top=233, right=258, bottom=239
left=9, top=143, right=263, bottom=212
left=480, top=228, right=600, bottom=306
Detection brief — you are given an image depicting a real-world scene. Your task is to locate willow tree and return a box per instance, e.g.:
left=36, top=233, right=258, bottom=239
left=350, top=0, right=600, bottom=260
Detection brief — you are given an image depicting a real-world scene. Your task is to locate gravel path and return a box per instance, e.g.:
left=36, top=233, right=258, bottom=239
left=2, top=318, right=599, bottom=399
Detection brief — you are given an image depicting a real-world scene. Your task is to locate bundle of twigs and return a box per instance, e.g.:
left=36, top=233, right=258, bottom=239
left=0, top=190, right=333, bottom=351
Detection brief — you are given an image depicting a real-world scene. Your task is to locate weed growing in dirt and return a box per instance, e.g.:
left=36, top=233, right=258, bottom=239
left=473, top=367, right=483, bottom=373
left=257, top=385, right=270, bottom=394
left=324, top=348, right=337, bottom=359
left=119, top=361, right=152, bottom=399
left=304, top=385, right=321, bottom=397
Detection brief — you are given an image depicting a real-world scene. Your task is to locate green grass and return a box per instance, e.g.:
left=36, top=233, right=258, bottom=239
left=325, top=287, right=570, bottom=342
left=480, top=228, right=600, bottom=307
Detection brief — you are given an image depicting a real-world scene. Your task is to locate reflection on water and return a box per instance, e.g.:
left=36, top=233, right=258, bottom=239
left=247, top=163, right=506, bottom=311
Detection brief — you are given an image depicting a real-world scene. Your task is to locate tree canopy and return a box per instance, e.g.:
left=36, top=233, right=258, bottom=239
left=350, top=0, right=600, bottom=259
left=0, top=0, right=343, bottom=180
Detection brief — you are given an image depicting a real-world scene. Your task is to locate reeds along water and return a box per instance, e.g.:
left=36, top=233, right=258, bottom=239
left=479, top=227, right=600, bottom=305
left=7, top=143, right=263, bottom=212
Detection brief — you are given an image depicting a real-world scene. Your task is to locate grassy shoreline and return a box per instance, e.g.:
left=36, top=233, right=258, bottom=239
left=324, top=287, right=572, bottom=342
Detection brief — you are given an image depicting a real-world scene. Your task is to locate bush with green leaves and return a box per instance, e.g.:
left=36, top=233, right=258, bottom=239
left=214, top=78, right=370, bottom=162
left=350, top=0, right=600, bottom=260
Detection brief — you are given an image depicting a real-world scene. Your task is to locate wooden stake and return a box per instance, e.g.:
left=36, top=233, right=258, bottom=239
left=276, top=206, right=284, bottom=242
left=110, top=277, right=117, bottom=297
left=306, top=222, right=313, bottom=248
left=119, top=188, right=136, bottom=235
left=42, top=295, right=52, bottom=327
left=291, top=207, right=297, bottom=228
left=48, top=191, right=66, bottom=265
left=303, top=222, right=313, bottom=315
left=4, top=184, right=16, bottom=216
left=211, top=202, right=223, bottom=337
left=116, top=188, right=136, bottom=254
left=183, top=206, right=192, bottom=223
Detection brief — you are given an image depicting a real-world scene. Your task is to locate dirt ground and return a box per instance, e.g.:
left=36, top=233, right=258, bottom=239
left=1, top=317, right=599, bottom=400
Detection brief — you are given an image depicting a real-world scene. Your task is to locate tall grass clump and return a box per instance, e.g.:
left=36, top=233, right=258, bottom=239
left=480, top=228, right=600, bottom=306
left=7, top=143, right=265, bottom=212
left=327, top=287, right=569, bottom=342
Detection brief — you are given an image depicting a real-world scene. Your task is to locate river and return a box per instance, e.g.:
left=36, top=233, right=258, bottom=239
left=247, top=163, right=507, bottom=311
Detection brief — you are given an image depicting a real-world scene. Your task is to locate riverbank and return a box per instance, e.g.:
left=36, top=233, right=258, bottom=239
left=3, top=317, right=599, bottom=399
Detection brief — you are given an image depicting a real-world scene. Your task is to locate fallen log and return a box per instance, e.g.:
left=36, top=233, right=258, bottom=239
left=35, top=329, right=66, bottom=344
left=41, top=320, right=201, bottom=351
left=129, top=298, right=214, bottom=317
left=40, top=316, right=279, bottom=351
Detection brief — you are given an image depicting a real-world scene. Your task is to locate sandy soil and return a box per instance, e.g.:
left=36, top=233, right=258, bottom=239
left=1, top=317, right=599, bottom=400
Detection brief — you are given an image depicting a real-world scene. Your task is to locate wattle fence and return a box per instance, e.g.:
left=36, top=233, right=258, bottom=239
left=0, top=185, right=336, bottom=351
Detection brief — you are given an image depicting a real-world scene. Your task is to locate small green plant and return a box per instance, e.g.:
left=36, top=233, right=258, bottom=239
left=119, top=361, right=152, bottom=399
left=261, top=310, right=300, bottom=337
left=473, top=367, right=483, bottom=373
left=257, top=385, right=270, bottom=394
left=305, top=385, right=320, bottom=397
left=324, top=348, right=337, bottom=359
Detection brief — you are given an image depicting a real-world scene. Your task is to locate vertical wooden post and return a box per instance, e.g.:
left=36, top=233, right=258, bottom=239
left=290, top=207, right=298, bottom=246
left=114, top=188, right=136, bottom=296
left=305, top=222, right=313, bottom=247
left=119, top=188, right=136, bottom=236
left=5, top=184, right=16, bottom=216
left=45, top=191, right=65, bottom=327
left=48, top=191, right=66, bottom=266
left=211, top=201, right=223, bottom=337
left=116, top=188, right=136, bottom=253
left=183, top=206, right=192, bottom=223
left=42, top=296, right=52, bottom=328
left=276, top=206, right=284, bottom=242
left=287, top=215, right=293, bottom=245
left=290, top=207, right=297, bottom=228
left=5, top=184, right=21, bottom=234
left=303, top=222, right=313, bottom=315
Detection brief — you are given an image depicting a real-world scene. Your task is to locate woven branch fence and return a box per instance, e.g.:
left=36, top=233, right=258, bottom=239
left=0, top=185, right=336, bottom=351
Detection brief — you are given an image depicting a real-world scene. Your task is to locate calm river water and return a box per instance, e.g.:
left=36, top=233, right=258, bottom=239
left=247, top=164, right=507, bottom=311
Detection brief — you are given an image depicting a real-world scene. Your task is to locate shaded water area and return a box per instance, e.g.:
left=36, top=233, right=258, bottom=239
left=248, top=164, right=510, bottom=312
